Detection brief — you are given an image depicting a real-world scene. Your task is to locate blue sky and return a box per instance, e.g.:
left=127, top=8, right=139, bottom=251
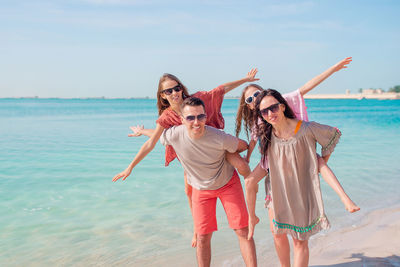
left=1, top=0, right=399, bottom=98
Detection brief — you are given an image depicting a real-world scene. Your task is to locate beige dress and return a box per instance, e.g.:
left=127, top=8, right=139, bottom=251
left=266, top=121, right=341, bottom=240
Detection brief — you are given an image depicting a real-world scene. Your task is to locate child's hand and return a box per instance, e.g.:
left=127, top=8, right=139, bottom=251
left=333, top=57, right=352, bottom=72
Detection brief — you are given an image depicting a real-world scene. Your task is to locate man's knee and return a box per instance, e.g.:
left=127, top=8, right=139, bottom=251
left=234, top=227, right=249, bottom=239
left=197, top=233, right=212, bottom=247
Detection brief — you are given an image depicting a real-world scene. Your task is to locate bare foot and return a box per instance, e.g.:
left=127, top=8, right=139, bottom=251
left=343, top=198, right=360, bottom=213
left=191, top=232, right=197, bottom=248
left=247, top=215, right=260, bottom=240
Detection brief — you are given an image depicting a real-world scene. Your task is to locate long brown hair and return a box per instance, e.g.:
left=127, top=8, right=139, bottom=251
left=156, top=73, right=190, bottom=115
left=234, top=84, right=264, bottom=138
left=254, top=89, right=296, bottom=161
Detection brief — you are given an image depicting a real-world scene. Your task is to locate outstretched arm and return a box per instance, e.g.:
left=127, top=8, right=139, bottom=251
left=245, top=164, right=268, bottom=240
left=223, top=68, right=259, bottom=94
left=112, top=123, right=165, bottom=182
left=128, top=125, right=155, bottom=138
left=298, top=57, right=352, bottom=96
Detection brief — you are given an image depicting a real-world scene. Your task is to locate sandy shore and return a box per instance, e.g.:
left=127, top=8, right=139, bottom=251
left=308, top=205, right=400, bottom=267
left=218, top=204, right=400, bottom=267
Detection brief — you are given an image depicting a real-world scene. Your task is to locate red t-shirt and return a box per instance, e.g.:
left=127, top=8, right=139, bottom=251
left=156, top=85, right=225, bottom=166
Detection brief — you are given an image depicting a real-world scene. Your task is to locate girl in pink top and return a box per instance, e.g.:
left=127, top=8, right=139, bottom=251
left=235, top=57, right=352, bottom=164
left=112, top=70, right=259, bottom=247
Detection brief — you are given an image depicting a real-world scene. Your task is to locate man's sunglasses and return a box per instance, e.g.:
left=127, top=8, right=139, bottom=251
left=162, top=85, right=182, bottom=95
left=260, top=103, right=281, bottom=115
left=245, top=90, right=261, bottom=104
left=184, top=114, right=207, bottom=122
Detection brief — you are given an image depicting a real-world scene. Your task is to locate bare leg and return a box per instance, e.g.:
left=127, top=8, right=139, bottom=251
left=184, top=172, right=197, bottom=247
left=268, top=208, right=290, bottom=267
left=244, top=167, right=264, bottom=240
left=197, top=233, right=213, bottom=267
left=292, top=238, right=309, bottom=267
left=317, top=156, right=360, bottom=213
left=234, top=227, right=257, bottom=267
left=226, top=152, right=251, bottom=177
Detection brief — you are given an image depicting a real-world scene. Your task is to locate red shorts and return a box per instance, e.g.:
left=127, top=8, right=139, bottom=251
left=192, top=171, right=249, bottom=235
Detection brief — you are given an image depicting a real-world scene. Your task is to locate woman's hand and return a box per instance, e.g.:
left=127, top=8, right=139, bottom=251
left=128, top=125, right=144, bottom=137
left=246, top=68, right=259, bottom=82
left=112, top=167, right=132, bottom=182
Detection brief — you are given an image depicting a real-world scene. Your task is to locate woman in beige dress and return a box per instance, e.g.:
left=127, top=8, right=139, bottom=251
left=245, top=89, right=359, bottom=267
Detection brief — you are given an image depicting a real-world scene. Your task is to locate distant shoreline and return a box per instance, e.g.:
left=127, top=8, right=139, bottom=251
left=1, top=93, right=400, bottom=100
left=304, top=92, right=400, bottom=100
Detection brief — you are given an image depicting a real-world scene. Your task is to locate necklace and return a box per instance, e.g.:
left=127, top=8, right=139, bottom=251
left=273, top=129, right=293, bottom=141
left=273, top=120, right=301, bottom=140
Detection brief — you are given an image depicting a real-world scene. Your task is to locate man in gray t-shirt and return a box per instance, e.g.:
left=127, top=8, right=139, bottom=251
left=160, top=97, right=256, bottom=267
left=161, top=123, right=238, bottom=191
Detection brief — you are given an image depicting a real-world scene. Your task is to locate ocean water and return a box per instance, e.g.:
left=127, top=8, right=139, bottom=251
left=0, top=98, right=399, bottom=266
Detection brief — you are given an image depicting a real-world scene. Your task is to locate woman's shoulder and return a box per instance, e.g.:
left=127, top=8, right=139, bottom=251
left=158, top=108, right=172, bottom=121
left=193, top=85, right=225, bottom=99
left=302, top=121, right=339, bottom=137
left=156, top=108, right=181, bottom=128
left=299, top=120, right=317, bottom=134
left=303, top=120, right=331, bottom=129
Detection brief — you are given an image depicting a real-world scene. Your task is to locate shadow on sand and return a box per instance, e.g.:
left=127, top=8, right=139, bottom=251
left=311, top=253, right=400, bottom=267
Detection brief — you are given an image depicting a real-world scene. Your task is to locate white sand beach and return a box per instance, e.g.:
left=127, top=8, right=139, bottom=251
left=218, top=204, right=400, bottom=267
left=308, top=205, right=400, bottom=267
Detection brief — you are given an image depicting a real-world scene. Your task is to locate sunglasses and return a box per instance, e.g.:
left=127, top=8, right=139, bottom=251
left=260, top=103, right=281, bottom=116
left=245, top=90, right=261, bottom=104
left=162, top=85, right=182, bottom=95
left=184, top=114, right=207, bottom=122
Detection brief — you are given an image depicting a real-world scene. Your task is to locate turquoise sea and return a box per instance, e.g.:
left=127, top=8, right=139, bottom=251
left=1, top=98, right=399, bottom=266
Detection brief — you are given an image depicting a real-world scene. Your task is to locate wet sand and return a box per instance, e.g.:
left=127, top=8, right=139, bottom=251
left=309, top=205, right=400, bottom=267
left=216, top=204, right=400, bottom=266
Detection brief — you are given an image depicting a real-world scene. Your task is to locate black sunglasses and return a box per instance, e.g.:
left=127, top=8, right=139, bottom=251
left=245, top=90, right=261, bottom=104
left=184, top=114, right=207, bottom=122
left=260, top=103, right=281, bottom=115
left=162, top=85, right=182, bottom=95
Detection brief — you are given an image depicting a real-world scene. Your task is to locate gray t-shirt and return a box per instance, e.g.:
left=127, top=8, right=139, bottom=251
left=160, top=125, right=239, bottom=190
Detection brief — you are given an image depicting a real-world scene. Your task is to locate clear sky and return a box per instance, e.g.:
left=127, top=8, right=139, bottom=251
left=1, top=0, right=399, bottom=98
